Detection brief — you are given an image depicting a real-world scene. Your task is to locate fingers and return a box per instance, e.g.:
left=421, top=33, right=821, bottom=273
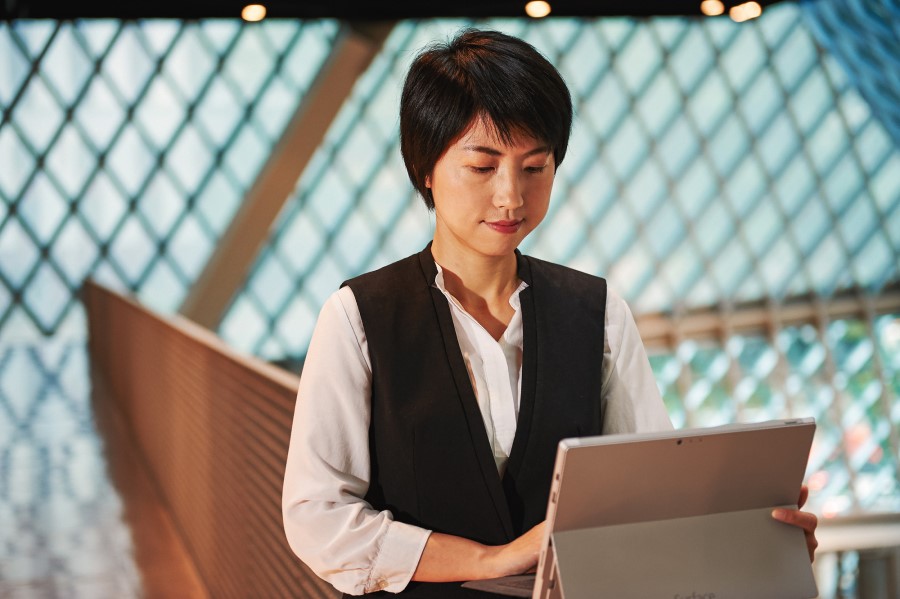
left=798, top=485, right=809, bottom=509
left=772, top=508, right=817, bottom=532
left=772, top=507, right=819, bottom=562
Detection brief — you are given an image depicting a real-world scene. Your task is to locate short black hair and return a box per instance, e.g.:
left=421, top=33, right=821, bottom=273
left=399, top=28, right=573, bottom=209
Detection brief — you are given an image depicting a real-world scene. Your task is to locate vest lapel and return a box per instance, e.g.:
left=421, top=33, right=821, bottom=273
left=416, top=246, right=515, bottom=540
left=504, top=253, right=536, bottom=484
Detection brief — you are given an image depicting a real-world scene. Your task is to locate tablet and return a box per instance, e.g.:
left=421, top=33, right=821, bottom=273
left=465, top=418, right=818, bottom=598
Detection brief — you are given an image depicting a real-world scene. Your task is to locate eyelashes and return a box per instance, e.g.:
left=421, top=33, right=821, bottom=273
left=468, top=165, right=548, bottom=174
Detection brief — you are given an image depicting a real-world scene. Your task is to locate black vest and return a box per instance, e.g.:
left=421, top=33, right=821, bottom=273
left=342, top=244, right=607, bottom=598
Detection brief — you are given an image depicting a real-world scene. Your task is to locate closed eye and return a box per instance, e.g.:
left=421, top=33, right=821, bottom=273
left=525, top=166, right=548, bottom=173
left=470, top=166, right=494, bottom=173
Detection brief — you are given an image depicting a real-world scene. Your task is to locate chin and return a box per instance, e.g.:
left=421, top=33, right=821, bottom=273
left=474, top=238, right=523, bottom=258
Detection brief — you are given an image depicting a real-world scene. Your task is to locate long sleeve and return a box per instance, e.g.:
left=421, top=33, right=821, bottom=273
left=283, top=280, right=670, bottom=595
left=282, top=287, right=431, bottom=595
left=601, top=287, right=674, bottom=434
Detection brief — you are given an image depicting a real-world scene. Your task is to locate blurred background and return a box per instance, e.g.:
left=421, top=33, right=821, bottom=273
left=1, top=0, right=898, bottom=597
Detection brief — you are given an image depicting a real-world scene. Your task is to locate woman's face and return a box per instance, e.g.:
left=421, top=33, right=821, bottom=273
left=427, top=118, right=555, bottom=263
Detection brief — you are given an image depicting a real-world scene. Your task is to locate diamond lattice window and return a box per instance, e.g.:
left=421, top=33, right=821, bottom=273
left=218, top=6, right=900, bottom=517
left=0, top=18, right=339, bottom=335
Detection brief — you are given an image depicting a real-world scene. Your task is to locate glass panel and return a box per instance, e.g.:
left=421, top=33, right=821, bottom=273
left=21, top=262, right=70, bottom=332
left=41, top=26, right=93, bottom=106
left=43, top=126, right=96, bottom=199
left=12, top=77, right=65, bottom=154
left=50, top=218, right=99, bottom=287
left=17, top=172, right=67, bottom=246
left=0, top=219, right=40, bottom=289
left=0, top=343, right=140, bottom=593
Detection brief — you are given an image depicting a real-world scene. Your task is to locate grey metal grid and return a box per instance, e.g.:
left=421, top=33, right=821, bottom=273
left=0, top=18, right=339, bottom=337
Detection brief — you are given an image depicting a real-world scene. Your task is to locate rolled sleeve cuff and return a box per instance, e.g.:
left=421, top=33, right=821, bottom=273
left=364, top=521, right=432, bottom=594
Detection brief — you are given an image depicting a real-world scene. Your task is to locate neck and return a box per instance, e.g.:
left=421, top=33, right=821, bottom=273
left=430, top=240, right=519, bottom=308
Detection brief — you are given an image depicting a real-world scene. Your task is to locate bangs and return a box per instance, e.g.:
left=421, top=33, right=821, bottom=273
left=400, top=28, right=572, bottom=209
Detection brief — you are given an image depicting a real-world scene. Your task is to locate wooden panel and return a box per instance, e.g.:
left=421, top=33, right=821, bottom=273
left=84, top=280, right=338, bottom=599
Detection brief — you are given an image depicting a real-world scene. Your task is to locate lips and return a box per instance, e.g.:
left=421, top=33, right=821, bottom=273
left=485, top=219, right=523, bottom=234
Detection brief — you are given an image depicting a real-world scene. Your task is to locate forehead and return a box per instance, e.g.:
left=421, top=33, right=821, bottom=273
left=453, top=116, right=545, bottom=152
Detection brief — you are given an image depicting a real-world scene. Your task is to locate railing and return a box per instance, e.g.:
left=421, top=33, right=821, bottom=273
left=636, top=282, right=900, bottom=348
left=84, top=280, right=337, bottom=599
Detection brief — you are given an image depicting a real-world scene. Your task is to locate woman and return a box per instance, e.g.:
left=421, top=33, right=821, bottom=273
left=282, top=28, right=817, bottom=597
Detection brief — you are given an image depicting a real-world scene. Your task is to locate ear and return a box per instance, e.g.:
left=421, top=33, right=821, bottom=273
left=425, top=175, right=431, bottom=189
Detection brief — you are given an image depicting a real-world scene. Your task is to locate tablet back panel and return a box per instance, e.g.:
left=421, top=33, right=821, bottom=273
left=549, top=418, right=816, bottom=531
left=537, top=418, right=818, bottom=599
left=552, top=506, right=816, bottom=598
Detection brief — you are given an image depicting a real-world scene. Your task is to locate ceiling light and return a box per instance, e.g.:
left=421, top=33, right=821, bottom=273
left=729, top=1, right=762, bottom=22
left=700, top=0, right=725, bottom=16
left=242, top=4, right=267, bottom=22
left=525, top=1, right=551, bottom=18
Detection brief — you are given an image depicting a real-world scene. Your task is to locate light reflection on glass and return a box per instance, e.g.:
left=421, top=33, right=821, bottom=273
left=0, top=344, right=140, bottom=597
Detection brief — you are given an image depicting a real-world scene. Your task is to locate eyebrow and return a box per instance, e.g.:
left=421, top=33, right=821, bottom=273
left=462, top=144, right=551, bottom=157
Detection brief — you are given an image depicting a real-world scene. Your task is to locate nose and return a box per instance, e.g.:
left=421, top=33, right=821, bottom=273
left=493, top=169, right=525, bottom=211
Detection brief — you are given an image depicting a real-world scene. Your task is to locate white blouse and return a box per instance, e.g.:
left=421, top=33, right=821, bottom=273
left=282, top=269, right=673, bottom=595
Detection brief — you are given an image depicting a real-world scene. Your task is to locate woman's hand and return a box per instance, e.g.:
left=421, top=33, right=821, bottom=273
left=771, top=484, right=818, bottom=562
left=490, top=520, right=547, bottom=577
left=412, top=520, right=547, bottom=582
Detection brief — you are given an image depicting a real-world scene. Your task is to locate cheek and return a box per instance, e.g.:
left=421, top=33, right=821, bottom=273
left=432, top=169, right=467, bottom=196
left=444, top=173, right=491, bottom=203
left=527, top=177, right=554, bottom=207
left=532, top=200, right=551, bottom=225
